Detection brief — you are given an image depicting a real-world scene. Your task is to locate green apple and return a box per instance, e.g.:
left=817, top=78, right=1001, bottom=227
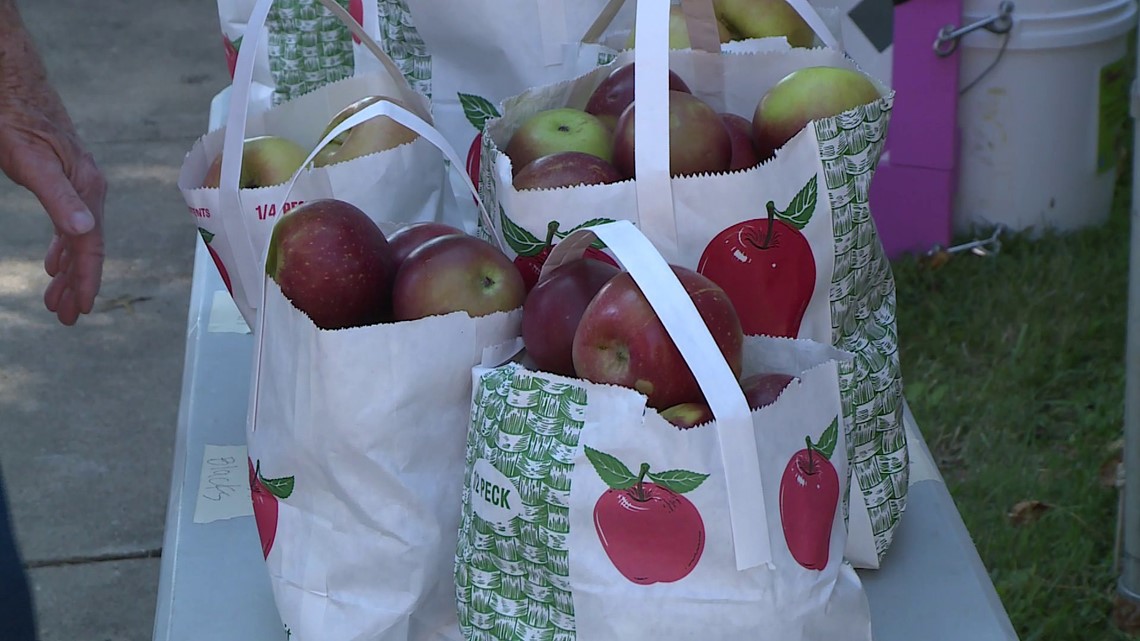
left=752, top=65, right=880, bottom=161
left=312, top=95, right=420, bottom=167
left=201, top=135, right=308, bottom=188
left=626, top=4, right=735, bottom=49
left=713, top=0, right=815, bottom=47
left=504, top=108, right=614, bottom=177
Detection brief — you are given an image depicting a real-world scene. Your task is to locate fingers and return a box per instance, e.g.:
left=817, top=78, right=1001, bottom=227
left=23, top=160, right=97, bottom=238
left=43, top=234, right=103, bottom=325
left=44, top=233, right=63, bottom=276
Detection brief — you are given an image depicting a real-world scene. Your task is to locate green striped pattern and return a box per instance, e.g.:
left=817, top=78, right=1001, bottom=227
left=265, top=0, right=431, bottom=105
left=815, top=92, right=909, bottom=561
left=457, top=365, right=587, bottom=641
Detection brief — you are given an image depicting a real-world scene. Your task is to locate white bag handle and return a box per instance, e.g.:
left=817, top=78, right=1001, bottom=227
left=217, top=0, right=431, bottom=313
left=540, top=220, right=773, bottom=571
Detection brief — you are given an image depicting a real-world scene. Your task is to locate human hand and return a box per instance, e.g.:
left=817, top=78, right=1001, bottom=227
left=0, top=19, right=106, bottom=326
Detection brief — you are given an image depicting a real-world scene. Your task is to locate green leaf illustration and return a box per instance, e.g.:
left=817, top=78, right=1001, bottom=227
left=459, top=93, right=500, bottom=131
left=810, top=416, right=839, bottom=461
left=499, top=207, right=545, bottom=257
left=584, top=445, right=638, bottom=490
left=555, top=217, right=618, bottom=249
left=647, top=469, right=709, bottom=495
left=198, top=228, right=215, bottom=245
left=256, top=460, right=295, bottom=500
left=232, top=35, right=242, bottom=53
left=773, top=175, right=817, bottom=231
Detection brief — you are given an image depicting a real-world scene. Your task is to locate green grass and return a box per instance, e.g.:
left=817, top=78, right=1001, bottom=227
left=890, top=131, right=1134, bottom=639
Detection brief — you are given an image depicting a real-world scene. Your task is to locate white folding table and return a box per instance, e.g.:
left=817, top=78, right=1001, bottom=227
left=150, top=231, right=1020, bottom=641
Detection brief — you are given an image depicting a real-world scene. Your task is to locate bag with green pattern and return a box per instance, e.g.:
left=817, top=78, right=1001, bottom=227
left=456, top=221, right=873, bottom=640
left=216, top=0, right=430, bottom=111
left=475, top=6, right=905, bottom=569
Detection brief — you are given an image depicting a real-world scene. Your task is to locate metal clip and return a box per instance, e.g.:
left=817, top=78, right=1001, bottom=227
left=921, top=226, right=1005, bottom=268
left=934, top=1, right=1015, bottom=57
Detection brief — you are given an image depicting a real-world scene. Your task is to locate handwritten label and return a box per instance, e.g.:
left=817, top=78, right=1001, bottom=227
left=207, top=290, right=250, bottom=334
left=193, top=445, right=254, bottom=524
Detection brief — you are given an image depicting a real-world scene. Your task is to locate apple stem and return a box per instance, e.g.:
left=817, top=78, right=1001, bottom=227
left=545, top=221, right=560, bottom=247
left=805, top=436, right=816, bottom=474
left=636, top=462, right=651, bottom=501
left=762, top=201, right=777, bottom=249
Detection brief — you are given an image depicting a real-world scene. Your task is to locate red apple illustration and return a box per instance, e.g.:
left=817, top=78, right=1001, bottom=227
left=348, top=0, right=364, bottom=44
left=697, top=176, right=818, bottom=338
left=198, top=228, right=232, bottom=295
left=585, top=446, right=708, bottom=585
left=465, top=133, right=483, bottom=207
left=222, top=34, right=239, bottom=79
left=778, top=417, right=840, bottom=570
left=248, top=458, right=295, bottom=559
left=501, top=217, right=619, bottom=292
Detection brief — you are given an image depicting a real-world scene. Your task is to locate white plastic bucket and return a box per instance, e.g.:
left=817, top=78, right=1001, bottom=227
left=953, top=0, right=1137, bottom=235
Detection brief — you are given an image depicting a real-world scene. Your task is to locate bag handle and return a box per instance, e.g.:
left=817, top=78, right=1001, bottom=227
left=540, top=220, right=773, bottom=571
left=582, top=0, right=840, bottom=51
left=218, top=0, right=429, bottom=314
left=582, top=0, right=721, bottom=53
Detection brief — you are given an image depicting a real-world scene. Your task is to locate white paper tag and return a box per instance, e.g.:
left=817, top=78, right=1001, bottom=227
left=208, top=290, right=251, bottom=334
left=193, top=444, right=254, bottom=524
left=470, top=459, right=524, bottom=526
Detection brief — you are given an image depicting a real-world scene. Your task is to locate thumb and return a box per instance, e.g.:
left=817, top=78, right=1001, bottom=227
left=23, top=163, right=96, bottom=236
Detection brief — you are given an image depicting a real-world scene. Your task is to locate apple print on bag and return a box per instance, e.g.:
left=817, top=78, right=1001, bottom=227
left=499, top=213, right=619, bottom=291
left=197, top=228, right=233, bottom=296
left=697, top=175, right=818, bottom=339
left=584, top=446, right=707, bottom=585
left=458, top=93, right=501, bottom=193
left=779, top=416, right=839, bottom=571
left=248, top=458, right=294, bottom=559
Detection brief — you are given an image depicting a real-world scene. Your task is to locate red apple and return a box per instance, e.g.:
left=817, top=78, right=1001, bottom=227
left=385, top=221, right=466, bottom=270
left=741, top=373, right=796, bottom=410
left=198, top=228, right=232, bottom=296
left=779, top=419, right=840, bottom=570
left=572, top=265, right=744, bottom=410
left=586, top=447, right=708, bottom=585
left=392, top=235, right=526, bottom=321
left=721, top=112, right=760, bottom=171
left=504, top=108, right=614, bottom=177
left=753, top=66, right=881, bottom=162
left=612, top=91, right=733, bottom=179
left=249, top=458, right=294, bottom=559
left=513, top=151, right=624, bottom=191
left=522, top=258, right=621, bottom=377
left=509, top=220, right=620, bottom=293
left=584, top=62, right=692, bottom=131
left=659, top=402, right=714, bottom=428
left=266, top=199, right=396, bottom=330
left=697, top=204, right=816, bottom=338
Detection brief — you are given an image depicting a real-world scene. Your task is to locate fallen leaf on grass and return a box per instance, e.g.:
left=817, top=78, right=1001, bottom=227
left=1008, top=500, right=1052, bottom=526
left=1099, top=453, right=1124, bottom=488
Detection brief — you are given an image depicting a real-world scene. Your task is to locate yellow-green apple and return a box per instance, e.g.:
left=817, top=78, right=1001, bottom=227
left=522, top=258, right=621, bottom=377
left=721, top=113, right=760, bottom=171
left=584, top=62, right=692, bottom=131
left=572, top=265, right=744, bottom=410
left=265, top=198, right=395, bottom=330
left=660, top=402, right=714, bottom=428
left=385, top=221, right=466, bottom=270
left=514, top=151, right=624, bottom=191
left=625, top=4, right=735, bottom=49
left=741, top=373, right=796, bottom=410
left=312, top=95, right=419, bottom=167
left=612, top=91, right=733, bottom=179
left=714, top=0, right=815, bottom=47
left=752, top=66, right=880, bottom=161
left=202, top=135, right=308, bottom=188
left=504, top=108, right=613, bottom=177
left=392, top=235, right=526, bottom=321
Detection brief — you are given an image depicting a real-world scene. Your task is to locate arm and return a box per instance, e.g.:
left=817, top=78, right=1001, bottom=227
left=0, top=0, right=106, bottom=326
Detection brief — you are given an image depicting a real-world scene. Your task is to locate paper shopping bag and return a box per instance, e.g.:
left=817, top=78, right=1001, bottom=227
left=215, top=0, right=431, bottom=110
left=180, top=0, right=462, bottom=326
left=456, top=221, right=872, bottom=640
left=243, top=125, right=520, bottom=638
left=477, top=1, right=905, bottom=568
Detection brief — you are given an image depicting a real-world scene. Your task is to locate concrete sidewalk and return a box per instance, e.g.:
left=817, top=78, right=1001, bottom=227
left=0, top=1, right=230, bottom=638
